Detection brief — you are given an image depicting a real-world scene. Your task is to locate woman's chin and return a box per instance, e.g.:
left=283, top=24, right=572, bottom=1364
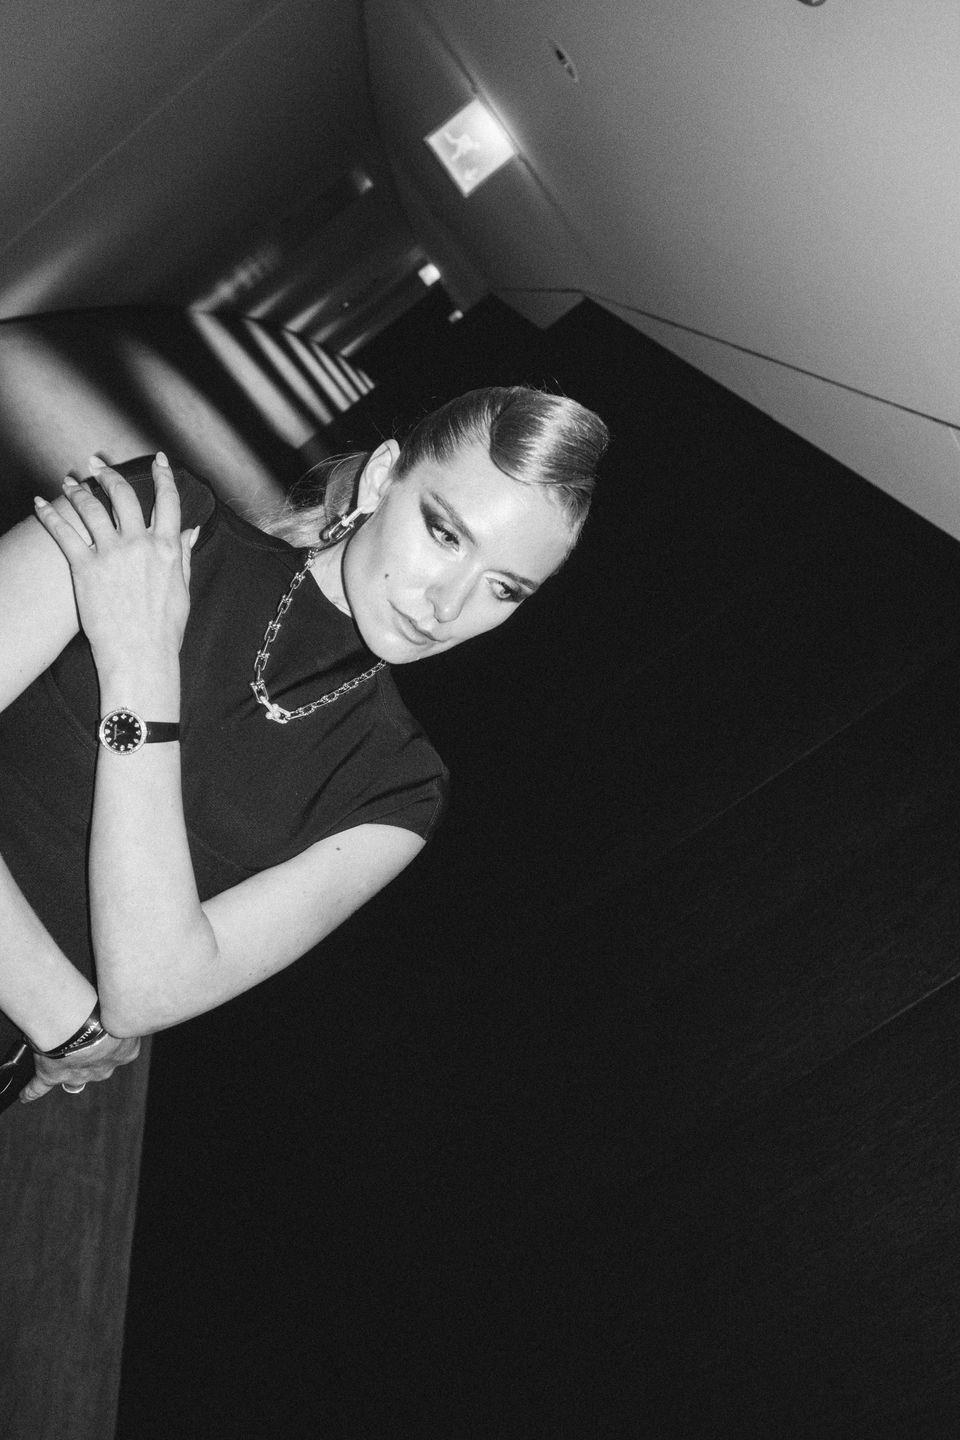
left=355, top=621, right=436, bottom=665
left=380, top=635, right=440, bottom=665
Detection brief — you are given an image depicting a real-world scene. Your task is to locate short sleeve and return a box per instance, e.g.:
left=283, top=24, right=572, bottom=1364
left=335, top=762, right=450, bottom=843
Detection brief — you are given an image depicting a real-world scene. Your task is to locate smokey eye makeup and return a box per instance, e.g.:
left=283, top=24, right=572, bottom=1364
left=420, top=497, right=525, bottom=604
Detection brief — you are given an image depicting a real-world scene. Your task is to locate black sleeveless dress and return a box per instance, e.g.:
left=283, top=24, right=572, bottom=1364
left=0, top=457, right=448, bottom=1055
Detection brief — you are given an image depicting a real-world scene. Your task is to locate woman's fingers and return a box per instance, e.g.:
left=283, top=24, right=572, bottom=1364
left=35, top=472, right=118, bottom=555
left=86, top=456, right=149, bottom=532
left=45, top=494, right=95, bottom=546
left=33, top=490, right=101, bottom=563
left=19, top=1034, right=142, bottom=1103
left=150, top=452, right=183, bottom=539
left=19, top=1073, right=54, bottom=1103
left=35, top=451, right=182, bottom=560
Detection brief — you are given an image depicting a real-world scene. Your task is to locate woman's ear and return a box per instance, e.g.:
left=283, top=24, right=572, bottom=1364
left=356, top=439, right=401, bottom=513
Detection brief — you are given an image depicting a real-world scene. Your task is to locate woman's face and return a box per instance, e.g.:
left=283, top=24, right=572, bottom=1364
left=341, top=439, right=577, bottom=663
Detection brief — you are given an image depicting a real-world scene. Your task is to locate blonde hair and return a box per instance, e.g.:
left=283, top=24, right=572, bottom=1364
left=261, top=386, right=609, bottom=549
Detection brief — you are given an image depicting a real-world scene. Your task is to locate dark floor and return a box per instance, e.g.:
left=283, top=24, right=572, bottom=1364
left=117, top=298, right=960, bottom=1437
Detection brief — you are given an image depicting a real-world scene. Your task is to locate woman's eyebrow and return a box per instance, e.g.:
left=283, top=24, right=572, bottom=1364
left=428, top=492, right=540, bottom=592
left=429, top=491, right=478, bottom=545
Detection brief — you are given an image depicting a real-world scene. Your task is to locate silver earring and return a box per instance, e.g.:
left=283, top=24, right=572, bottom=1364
left=319, top=505, right=369, bottom=544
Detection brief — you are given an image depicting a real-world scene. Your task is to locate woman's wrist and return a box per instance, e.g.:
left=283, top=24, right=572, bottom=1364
left=97, top=659, right=181, bottom=721
left=20, top=980, right=100, bottom=1054
left=30, top=1000, right=109, bottom=1057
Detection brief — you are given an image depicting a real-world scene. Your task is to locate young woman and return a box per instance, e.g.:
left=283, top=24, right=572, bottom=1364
left=0, top=386, right=608, bottom=1105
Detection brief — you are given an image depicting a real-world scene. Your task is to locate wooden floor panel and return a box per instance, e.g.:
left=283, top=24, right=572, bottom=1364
left=613, top=979, right=960, bottom=1436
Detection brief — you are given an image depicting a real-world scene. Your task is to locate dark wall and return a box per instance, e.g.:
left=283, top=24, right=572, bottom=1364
left=119, top=298, right=960, bottom=1437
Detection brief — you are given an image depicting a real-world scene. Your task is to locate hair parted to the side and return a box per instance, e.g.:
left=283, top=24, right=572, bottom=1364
left=260, top=386, right=609, bottom=549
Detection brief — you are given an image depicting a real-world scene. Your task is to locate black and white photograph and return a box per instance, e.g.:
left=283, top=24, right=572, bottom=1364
left=2, top=3, right=960, bottom=1436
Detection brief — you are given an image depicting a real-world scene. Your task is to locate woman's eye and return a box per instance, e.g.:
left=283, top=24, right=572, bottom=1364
left=494, top=581, right=523, bottom=604
left=427, top=514, right=458, bottom=547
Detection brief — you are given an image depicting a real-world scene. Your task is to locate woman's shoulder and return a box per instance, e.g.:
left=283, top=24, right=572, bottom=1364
left=373, top=668, right=449, bottom=780
left=329, top=668, right=449, bottom=842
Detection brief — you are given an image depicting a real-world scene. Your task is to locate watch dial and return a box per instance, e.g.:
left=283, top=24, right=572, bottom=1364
left=102, top=710, right=145, bottom=753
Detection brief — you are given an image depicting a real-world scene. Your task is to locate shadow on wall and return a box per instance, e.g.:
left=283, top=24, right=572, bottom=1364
left=0, top=307, right=375, bottom=533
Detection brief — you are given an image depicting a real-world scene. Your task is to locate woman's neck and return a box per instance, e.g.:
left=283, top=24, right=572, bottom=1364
left=307, top=543, right=352, bottom=616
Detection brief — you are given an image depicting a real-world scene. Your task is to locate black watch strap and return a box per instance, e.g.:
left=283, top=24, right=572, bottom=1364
left=141, top=721, right=180, bottom=743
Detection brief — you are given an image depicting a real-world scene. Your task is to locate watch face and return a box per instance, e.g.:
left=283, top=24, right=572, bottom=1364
left=99, top=709, right=146, bottom=754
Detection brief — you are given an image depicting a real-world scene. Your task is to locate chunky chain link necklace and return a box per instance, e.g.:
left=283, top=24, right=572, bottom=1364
left=250, top=547, right=385, bottom=724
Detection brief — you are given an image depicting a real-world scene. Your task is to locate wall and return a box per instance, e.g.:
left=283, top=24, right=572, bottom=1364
left=0, top=307, right=374, bottom=533
left=365, top=0, right=960, bottom=538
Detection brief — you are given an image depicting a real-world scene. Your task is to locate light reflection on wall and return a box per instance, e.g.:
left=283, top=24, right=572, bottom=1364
left=190, top=313, right=318, bottom=451
left=0, top=327, right=154, bottom=487
left=0, top=308, right=375, bottom=511
left=113, top=331, right=286, bottom=509
left=295, top=340, right=353, bottom=412
left=241, top=323, right=336, bottom=429
left=285, top=331, right=374, bottom=410
left=0, top=244, right=94, bottom=324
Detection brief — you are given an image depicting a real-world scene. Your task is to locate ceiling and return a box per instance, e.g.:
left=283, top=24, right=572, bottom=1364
left=4, top=0, right=960, bottom=537
left=0, top=0, right=423, bottom=351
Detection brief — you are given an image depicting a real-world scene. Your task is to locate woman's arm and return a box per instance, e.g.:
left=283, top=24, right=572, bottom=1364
left=93, top=821, right=423, bottom=1036
left=0, top=862, right=98, bottom=1048
left=0, top=492, right=141, bottom=1093
left=30, top=459, right=425, bottom=1045
left=0, top=497, right=83, bottom=710
left=0, top=492, right=93, bottom=1041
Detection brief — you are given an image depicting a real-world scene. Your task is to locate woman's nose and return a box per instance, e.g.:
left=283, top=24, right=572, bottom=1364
left=428, top=573, right=471, bottom=624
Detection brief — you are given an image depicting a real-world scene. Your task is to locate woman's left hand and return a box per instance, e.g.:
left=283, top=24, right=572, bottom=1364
left=20, top=1032, right=142, bottom=1104
left=33, top=454, right=198, bottom=680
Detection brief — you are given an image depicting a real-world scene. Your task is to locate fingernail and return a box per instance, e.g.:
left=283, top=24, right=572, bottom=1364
left=87, top=455, right=104, bottom=472
left=156, top=451, right=169, bottom=468
left=190, top=525, right=201, bottom=548
left=34, top=495, right=49, bottom=508
left=63, top=477, right=79, bottom=490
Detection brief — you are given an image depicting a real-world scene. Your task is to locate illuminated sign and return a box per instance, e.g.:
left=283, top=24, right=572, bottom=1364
left=425, top=98, right=517, bottom=197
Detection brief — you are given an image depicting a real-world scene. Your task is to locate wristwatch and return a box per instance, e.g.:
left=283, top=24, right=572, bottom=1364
left=97, top=708, right=180, bottom=755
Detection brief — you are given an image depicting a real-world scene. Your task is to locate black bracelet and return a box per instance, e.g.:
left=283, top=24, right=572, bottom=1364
left=32, top=1002, right=108, bottom=1059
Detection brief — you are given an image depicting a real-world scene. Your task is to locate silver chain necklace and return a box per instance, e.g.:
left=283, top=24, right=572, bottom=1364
left=250, top=547, right=385, bottom=724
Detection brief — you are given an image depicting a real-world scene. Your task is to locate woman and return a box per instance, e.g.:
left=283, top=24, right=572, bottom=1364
left=0, top=386, right=608, bottom=1106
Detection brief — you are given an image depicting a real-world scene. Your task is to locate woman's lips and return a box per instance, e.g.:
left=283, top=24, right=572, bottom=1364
left=392, top=607, right=436, bottom=646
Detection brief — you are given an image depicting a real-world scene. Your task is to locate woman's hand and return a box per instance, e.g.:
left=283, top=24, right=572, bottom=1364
left=19, top=1031, right=142, bottom=1104
left=33, top=454, right=198, bottom=684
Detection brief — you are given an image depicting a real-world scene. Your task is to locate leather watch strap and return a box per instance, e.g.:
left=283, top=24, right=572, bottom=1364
left=142, top=721, right=180, bottom=743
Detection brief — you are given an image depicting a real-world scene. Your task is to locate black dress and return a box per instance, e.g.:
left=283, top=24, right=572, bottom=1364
left=0, top=457, right=448, bottom=1056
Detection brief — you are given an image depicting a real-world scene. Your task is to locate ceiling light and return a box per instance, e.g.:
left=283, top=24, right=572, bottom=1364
left=425, top=98, right=517, bottom=197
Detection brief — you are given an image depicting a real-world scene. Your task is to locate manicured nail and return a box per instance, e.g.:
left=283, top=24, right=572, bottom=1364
left=156, top=451, right=169, bottom=468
